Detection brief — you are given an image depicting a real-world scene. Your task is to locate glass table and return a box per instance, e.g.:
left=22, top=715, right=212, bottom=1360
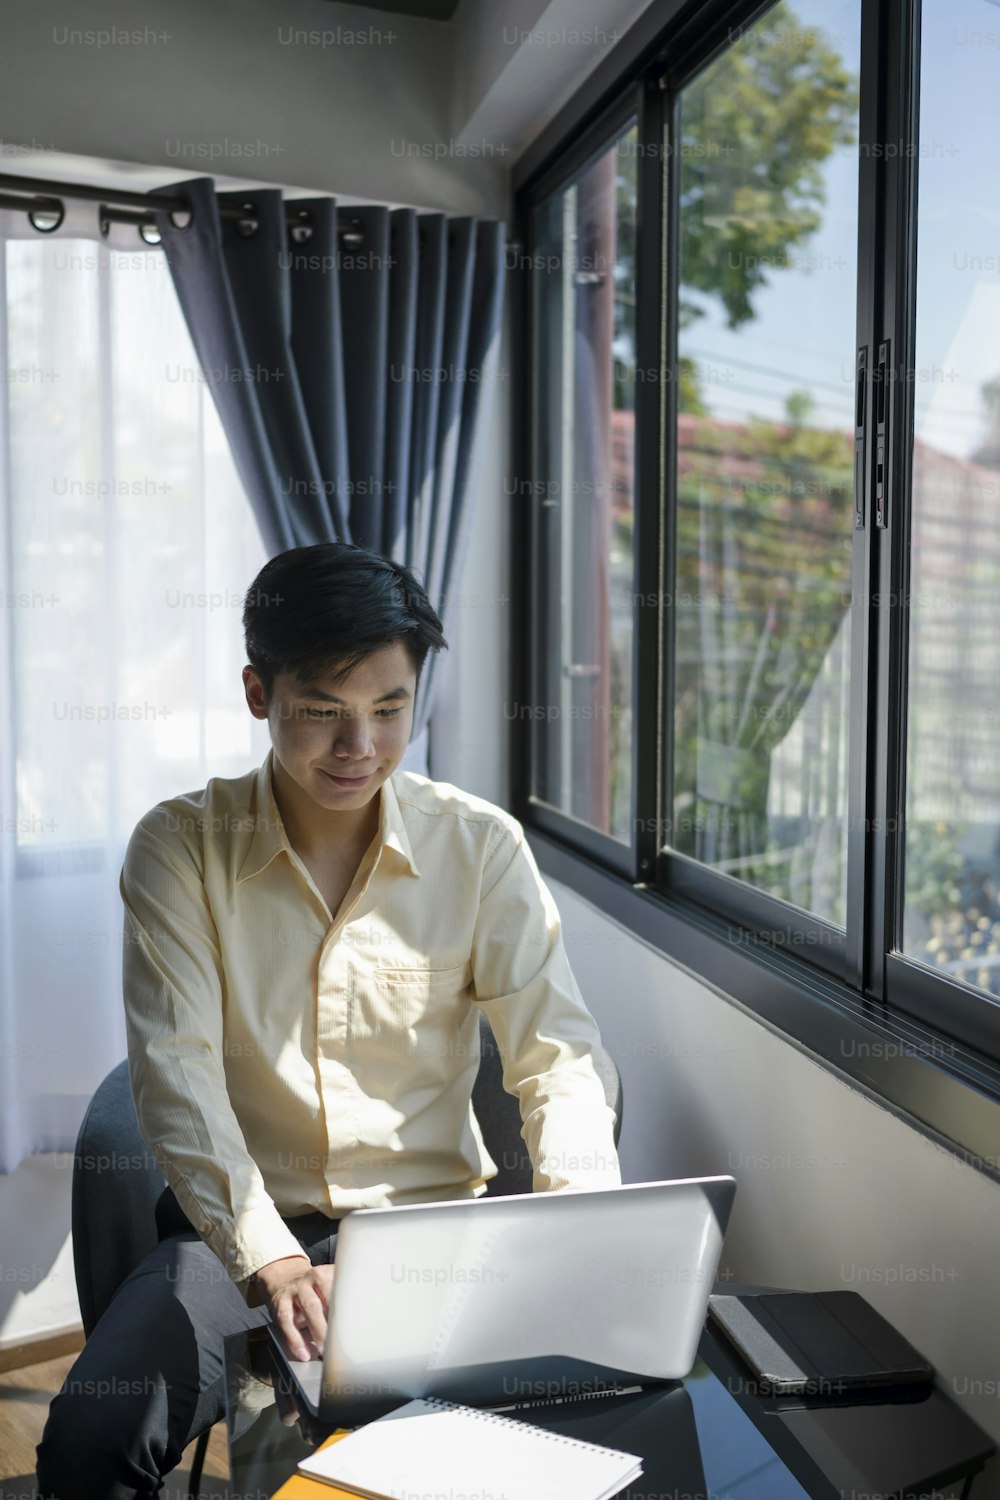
left=222, top=1300, right=994, bottom=1500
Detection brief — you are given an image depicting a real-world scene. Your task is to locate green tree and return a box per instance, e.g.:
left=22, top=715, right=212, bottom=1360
left=680, top=8, right=859, bottom=333
left=610, top=8, right=857, bottom=413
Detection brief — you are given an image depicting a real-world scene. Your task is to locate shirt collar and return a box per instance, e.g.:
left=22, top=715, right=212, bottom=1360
left=236, top=747, right=421, bottom=886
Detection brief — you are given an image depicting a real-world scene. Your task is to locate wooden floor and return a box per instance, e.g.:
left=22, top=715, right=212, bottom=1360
left=0, top=1347, right=231, bottom=1499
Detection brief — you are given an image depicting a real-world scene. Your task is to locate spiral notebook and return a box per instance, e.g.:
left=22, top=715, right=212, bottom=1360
left=295, top=1395, right=644, bottom=1500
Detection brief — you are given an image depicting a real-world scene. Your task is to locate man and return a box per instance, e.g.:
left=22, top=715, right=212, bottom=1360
left=36, top=540, right=621, bottom=1498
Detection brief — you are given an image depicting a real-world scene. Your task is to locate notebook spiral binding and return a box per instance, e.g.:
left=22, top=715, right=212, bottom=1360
left=419, top=1397, right=635, bottom=1460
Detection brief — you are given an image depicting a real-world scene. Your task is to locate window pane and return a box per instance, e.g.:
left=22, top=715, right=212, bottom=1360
left=901, top=6, right=1000, bottom=1001
left=7, top=240, right=104, bottom=845
left=530, top=121, right=637, bottom=842
left=6, top=238, right=269, bottom=853
left=671, top=0, right=860, bottom=927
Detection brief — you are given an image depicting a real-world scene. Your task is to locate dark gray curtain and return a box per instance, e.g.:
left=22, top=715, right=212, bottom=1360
left=149, top=178, right=506, bottom=762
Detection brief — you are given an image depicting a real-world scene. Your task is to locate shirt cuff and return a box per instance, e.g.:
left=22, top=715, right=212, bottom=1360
left=522, top=1083, right=622, bottom=1192
left=533, top=1146, right=622, bottom=1193
left=211, top=1205, right=313, bottom=1293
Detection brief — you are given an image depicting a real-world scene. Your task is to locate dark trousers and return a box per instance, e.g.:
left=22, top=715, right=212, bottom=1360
left=35, top=1189, right=340, bottom=1500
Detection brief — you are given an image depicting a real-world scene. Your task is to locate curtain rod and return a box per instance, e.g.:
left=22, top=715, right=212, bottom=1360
left=0, top=170, right=368, bottom=243
left=0, top=169, right=189, bottom=215
left=0, top=170, right=517, bottom=252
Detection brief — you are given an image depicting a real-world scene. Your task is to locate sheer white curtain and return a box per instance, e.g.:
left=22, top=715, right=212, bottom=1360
left=0, top=217, right=276, bottom=1175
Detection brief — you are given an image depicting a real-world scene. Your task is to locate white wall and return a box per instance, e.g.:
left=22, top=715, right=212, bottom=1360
left=0, top=0, right=664, bottom=217
left=428, top=318, right=512, bottom=806
left=451, top=0, right=662, bottom=162
left=0, top=0, right=504, bottom=216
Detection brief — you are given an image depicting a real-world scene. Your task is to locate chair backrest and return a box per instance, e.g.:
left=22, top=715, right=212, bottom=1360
left=71, top=1059, right=167, bottom=1337
left=72, top=1013, right=624, bottom=1334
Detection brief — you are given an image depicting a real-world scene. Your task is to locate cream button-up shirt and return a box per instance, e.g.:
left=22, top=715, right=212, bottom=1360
left=119, top=748, right=621, bottom=1297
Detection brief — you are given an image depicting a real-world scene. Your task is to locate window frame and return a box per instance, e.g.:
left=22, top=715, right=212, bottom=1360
left=523, top=86, right=644, bottom=882
left=511, top=0, right=1000, bottom=1176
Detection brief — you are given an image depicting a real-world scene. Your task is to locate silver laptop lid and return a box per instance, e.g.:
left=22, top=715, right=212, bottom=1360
left=319, top=1175, right=735, bottom=1419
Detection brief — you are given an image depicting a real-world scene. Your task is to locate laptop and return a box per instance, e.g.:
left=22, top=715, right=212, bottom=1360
left=266, top=1175, right=736, bottom=1426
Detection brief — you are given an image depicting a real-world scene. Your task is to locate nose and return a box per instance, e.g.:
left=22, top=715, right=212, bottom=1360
left=332, top=718, right=376, bottom=761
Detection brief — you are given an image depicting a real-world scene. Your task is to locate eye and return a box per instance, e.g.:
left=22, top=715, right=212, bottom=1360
left=304, top=707, right=404, bottom=719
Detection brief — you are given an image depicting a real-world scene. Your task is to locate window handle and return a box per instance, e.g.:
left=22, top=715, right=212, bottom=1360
left=874, top=339, right=890, bottom=529
left=854, top=345, right=867, bottom=530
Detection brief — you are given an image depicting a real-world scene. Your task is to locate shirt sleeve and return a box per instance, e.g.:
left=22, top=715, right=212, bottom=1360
left=119, top=810, right=309, bottom=1297
left=471, top=820, right=622, bottom=1192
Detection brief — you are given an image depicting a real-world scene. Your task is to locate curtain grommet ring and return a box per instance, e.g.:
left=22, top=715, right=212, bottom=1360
left=339, top=216, right=365, bottom=250
left=235, top=202, right=259, bottom=238
left=100, top=203, right=164, bottom=243
left=28, top=197, right=64, bottom=234
left=289, top=209, right=313, bottom=245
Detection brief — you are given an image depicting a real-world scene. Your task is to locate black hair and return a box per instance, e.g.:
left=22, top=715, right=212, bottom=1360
left=242, top=542, right=447, bottom=705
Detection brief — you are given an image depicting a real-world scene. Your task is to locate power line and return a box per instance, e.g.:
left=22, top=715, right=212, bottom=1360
left=685, top=346, right=996, bottom=426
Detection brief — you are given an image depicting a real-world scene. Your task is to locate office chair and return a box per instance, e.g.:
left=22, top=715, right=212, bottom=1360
left=71, top=1013, right=624, bottom=1497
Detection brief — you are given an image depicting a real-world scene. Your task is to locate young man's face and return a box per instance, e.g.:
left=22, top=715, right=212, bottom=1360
left=243, top=641, right=417, bottom=815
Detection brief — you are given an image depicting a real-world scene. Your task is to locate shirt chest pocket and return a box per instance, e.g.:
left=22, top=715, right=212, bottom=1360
left=349, top=960, right=473, bottom=1053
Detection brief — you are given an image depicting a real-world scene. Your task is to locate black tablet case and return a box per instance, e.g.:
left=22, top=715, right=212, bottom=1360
left=708, top=1291, right=934, bottom=1395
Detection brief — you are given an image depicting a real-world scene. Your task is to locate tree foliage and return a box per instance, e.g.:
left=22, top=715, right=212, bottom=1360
left=680, top=8, right=858, bottom=331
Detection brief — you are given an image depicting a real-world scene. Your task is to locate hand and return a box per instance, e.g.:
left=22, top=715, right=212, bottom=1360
left=252, top=1255, right=336, bottom=1362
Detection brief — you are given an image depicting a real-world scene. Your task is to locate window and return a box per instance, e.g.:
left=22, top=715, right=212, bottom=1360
left=900, top=2, right=1000, bottom=1011
left=530, top=120, right=638, bottom=845
left=517, top=0, right=1000, bottom=1134
left=3, top=234, right=270, bottom=869
left=672, top=3, right=859, bottom=929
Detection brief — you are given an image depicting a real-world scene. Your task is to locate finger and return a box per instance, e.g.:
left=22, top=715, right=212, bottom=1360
left=312, top=1266, right=335, bottom=1316
left=295, top=1282, right=329, bottom=1355
left=292, top=1315, right=322, bottom=1361
left=276, top=1295, right=315, bottom=1362
left=290, top=1297, right=322, bottom=1359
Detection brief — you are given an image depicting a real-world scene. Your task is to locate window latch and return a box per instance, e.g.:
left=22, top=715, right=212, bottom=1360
left=854, top=345, right=867, bottom=530
left=874, top=339, right=890, bottom=529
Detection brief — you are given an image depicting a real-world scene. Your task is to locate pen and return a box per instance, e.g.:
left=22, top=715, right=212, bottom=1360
left=484, top=1383, right=645, bottom=1413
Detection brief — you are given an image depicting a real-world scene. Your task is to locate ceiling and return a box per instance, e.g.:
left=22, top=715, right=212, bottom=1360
left=323, top=0, right=461, bottom=18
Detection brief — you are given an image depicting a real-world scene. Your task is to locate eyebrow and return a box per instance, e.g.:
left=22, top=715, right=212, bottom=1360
left=299, top=684, right=412, bottom=704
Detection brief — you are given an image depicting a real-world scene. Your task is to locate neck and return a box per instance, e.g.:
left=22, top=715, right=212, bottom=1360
left=269, top=754, right=382, bottom=860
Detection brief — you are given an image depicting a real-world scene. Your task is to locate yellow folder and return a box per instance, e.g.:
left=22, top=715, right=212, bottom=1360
left=271, top=1428, right=356, bottom=1498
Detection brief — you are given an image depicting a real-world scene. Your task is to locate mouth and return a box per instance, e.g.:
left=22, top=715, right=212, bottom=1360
left=320, top=768, right=375, bottom=788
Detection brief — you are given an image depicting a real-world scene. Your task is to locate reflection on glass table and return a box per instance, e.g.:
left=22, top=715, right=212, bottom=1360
left=222, top=1305, right=993, bottom=1500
